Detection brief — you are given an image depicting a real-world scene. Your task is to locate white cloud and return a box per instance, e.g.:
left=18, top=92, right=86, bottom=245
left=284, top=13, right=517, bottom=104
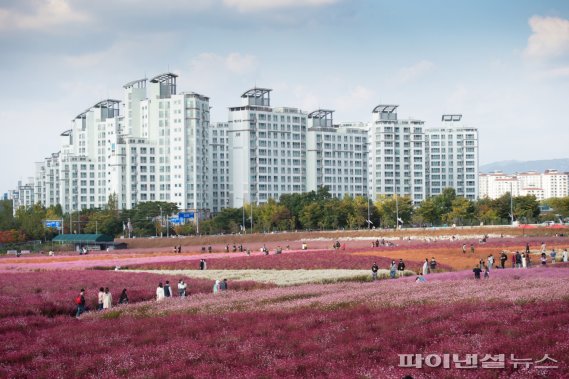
left=397, top=60, right=435, bottom=83
left=524, top=16, right=569, bottom=60
left=225, top=53, right=259, bottom=74
left=0, top=0, right=89, bottom=31
left=223, top=0, right=338, bottom=12
left=333, top=85, right=375, bottom=113
left=190, top=52, right=258, bottom=75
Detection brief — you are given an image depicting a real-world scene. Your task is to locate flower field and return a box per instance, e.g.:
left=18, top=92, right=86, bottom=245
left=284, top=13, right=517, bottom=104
left=129, top=268, right=414, bottom=285
left=2, top=268, right=569, bottom=378
left=0, top=271, right=273, bottom=318
left=123, top=250, right=439, bottom=272
left=1, top=232, right=569, bottom=378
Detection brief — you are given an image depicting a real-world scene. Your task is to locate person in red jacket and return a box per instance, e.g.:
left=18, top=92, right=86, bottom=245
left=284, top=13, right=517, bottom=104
left=511, top=251, right=516, bottom=268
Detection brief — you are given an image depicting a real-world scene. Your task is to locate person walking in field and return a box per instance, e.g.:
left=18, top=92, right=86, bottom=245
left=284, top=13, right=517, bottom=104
left=371, top=262, right=379, bottom=281
left=422, top=259, right=429, bottom=275
left=430, top=257, right=437, bottom=271
left=511, top=251, right=516, bottom=268
left=515, top=251, right=522, bottom=268
left=541, top=242, right=546, bottom=254
left=540, top=252, right=547, bottom=266
left=75, top=289, right=86, bottom=319
left=483, top=264, right=489, bottom=279
left=118, top=288, right=128, bottom=304
left=472, top=265, right=482, bottom=280
left=220, top=279, right=228, bottom=291
left=397, top=259, right=406, bottom=277
left=500, top=251, right=507, bottom=269
left=213, top=280, right=220, bottom=294
left=199, top=259, right=205, bottom=270
left=521, top=252, right=527, bottom=268
left=550, top=249, right=557, bottom=264
left=178, top=279, right=187, bottom=297
left=156, top=282, right=165, bottom=301
left=97, top=287, right=105, bottom=311
left=103, top=287, right=112, bottom=310
left=487, top=255, right=494, bottom=271
left=462, top=244, right=466, bottom=254
left=389, top=260, right=397, bottom=279
left=470, top=244, right=475, bottom=254
left=563, top=248, right=568, bottom=263
left=164, top=280, right=173, bottom=298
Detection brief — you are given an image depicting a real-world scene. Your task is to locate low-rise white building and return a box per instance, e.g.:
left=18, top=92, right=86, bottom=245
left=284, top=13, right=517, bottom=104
left=479, top=169, right=568, bottom=200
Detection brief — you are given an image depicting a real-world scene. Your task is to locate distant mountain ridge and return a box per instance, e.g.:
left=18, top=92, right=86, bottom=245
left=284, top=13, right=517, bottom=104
left=480, top=159, right=569, bottom=174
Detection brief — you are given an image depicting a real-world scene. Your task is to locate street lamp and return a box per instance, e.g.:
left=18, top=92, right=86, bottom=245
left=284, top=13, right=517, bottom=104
left=159, top=205, right=163, bottom=238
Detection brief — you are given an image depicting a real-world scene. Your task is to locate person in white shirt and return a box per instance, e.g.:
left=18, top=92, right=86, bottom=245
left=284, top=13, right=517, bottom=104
left=177, top=279, right=187, bottom=297
left=563, top=249, right=568, bottom=263
left=97, top=287, right=105, bottom=310
left=102, top=287, right=112, bottom=309
left=156, top=282, right=165, bottom=301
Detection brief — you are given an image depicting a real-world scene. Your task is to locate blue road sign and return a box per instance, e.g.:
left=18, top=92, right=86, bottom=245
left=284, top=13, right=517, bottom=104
left=169, top=217, right=183, bottom=225
left=45, top=220, right=62, bottom=229
left=178, top=211, right=195, bottom=220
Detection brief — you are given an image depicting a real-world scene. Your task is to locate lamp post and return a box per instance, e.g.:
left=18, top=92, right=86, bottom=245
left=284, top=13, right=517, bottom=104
left=395, top=194, right=400, bottom=230
left=159, top=205, right=163, bottom=238
left=510, top=181, right=514, bottom=226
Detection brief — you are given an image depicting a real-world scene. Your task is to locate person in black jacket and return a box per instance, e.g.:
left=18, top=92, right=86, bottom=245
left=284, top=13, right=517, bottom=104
left=397, top=259, right=406, bottom=277
left=118, top=288, right=129, bottom=304
left=371, top=262, right=379, bottom=281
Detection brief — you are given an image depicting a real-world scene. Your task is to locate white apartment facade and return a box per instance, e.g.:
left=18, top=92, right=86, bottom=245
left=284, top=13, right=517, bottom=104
left=479, top=170, right=568, bottom=200
left=426, top=115, right=478, bottom=200
left=368, top=105, right=426, bottom=205
left=306, top=110, right=368, bottom=198
left=26, top=73, right=210, bottom=214
left=228, top=88, right=307, bottom=207
left=209, top=122, right=230, bottom=213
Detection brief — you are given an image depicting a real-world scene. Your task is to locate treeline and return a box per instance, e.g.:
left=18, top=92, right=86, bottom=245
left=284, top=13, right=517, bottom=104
left=2, top=188, right=566, bottom=240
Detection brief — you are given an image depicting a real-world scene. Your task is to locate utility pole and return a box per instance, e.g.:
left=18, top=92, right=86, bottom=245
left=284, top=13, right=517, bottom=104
left=159, top=206, right=163, bottom=238
left=395, top=194, right=399, bottom=230
left=367, top=196, right=371, bottom=229
left=510, top=182, right=514, bottom=225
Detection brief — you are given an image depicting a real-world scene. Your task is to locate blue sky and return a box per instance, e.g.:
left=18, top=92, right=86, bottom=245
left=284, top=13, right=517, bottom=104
left=1, top=0, right=569, bottom=193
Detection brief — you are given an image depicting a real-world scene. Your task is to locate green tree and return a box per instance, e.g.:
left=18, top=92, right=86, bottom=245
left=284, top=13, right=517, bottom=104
left=0, top=200, right=15, bottom=230
left=414, top=197, right=440, bottom=225
left=514, top=195, right=540, bottom=223
left=15, top=203, right=47, bottom=240
left=375, top=195, right=413, bottom=228
left=444, top=197, right=475, bottom=225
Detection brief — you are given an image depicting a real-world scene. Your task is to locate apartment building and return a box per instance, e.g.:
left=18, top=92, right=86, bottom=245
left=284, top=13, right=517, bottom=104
left=228, top=88, right=307, bottom=207
left=306, top=109, right=368, bottom=198
left=368, top=105, right=426, bottom=205
left=425, top=114, right=478, bottom=200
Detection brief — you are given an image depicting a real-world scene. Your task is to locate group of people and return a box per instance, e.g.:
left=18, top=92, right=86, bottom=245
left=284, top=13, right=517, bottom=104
left=75, top=287, right=129, bottom=318
left=156, top=280, right=184, bottom=300
left=172, top=246, right=182, bottom=253
left=212, top=279, right=229, bottom=294
left=371, top=258, right=437, bottom=281
left=461, top=243, right=476, bottom=254
left=370, top=239, right=396, bottom=248
left=199, top=259, right=208, bottom=270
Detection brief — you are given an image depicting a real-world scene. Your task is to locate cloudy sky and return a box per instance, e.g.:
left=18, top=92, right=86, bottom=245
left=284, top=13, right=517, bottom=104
left=1, top=0, right=569, bottom=193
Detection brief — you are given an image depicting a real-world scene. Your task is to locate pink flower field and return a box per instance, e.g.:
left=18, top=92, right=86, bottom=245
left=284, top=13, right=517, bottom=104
left=123, top=250, right=447, bottom=272
left=1, top=235, right=569, bottom=378
left=0, top=271, right=273, bottom=318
